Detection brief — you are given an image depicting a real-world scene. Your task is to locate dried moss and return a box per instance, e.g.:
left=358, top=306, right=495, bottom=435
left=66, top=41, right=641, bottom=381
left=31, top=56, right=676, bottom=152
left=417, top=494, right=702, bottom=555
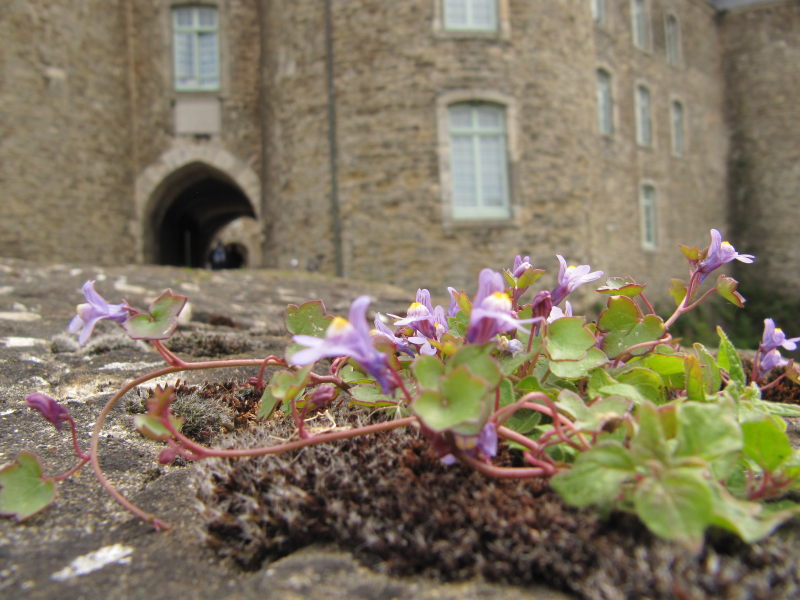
left=193, top=410, right=800, bottom=599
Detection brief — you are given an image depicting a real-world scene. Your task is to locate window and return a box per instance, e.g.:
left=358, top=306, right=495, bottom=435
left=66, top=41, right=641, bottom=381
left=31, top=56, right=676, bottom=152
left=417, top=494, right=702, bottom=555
left=444, top=0, right=498, bottom=31
left=671, top=100, right=685, bottom=156
left=640, top=184, right=657, bottom=249
left=631, top=0, right=650, bottom=50
left=596, top=69, right=613, bottom=135
left=173, top=5, right=220, bottom=91
left=591, top=0, right=606, bottom=25
left=448, top=102, right=510, bottom=219
left=635, top=85, right=652, bottom=147
left=665, top=14, right=681, bottom=66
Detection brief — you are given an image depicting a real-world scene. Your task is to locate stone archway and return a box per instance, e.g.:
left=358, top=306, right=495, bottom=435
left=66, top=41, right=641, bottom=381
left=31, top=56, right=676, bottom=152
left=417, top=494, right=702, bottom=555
left=135, top=145, right=262, bottom=267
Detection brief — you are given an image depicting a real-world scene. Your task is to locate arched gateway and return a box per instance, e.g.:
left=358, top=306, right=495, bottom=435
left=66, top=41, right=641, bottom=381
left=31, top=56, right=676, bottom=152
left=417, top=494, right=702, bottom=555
left=135, top=146, right=262, bottom=268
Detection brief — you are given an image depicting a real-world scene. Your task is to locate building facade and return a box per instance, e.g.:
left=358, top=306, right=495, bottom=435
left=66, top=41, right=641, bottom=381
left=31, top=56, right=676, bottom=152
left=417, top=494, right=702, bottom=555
left=1, top=0, right=797, bottom=301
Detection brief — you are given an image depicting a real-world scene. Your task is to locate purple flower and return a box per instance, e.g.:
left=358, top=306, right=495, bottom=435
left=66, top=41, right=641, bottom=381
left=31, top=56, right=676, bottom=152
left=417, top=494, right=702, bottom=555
left=394, top=289, right=450, bottom=355
left=440, top=422, right=498, bottom=465
left=290, top=296, right=393, bottom=392
left=512, top=255, right=532, bottom=278
left=26, top=392, right=70, bottom=431
left=759, top=349, right=788, bottom=379
left=67, top=280, right=129, bottom=345
left=467, top=269, right=540, bottom=344
left=760, top=319, right=800, bottom=354
left=550, top=255, right=603, bottom=305
left=372, top=314, right=412, bottom=356
left=697, top=229, right=754, bottom=282
left=547, top=301, right=573, bottom=323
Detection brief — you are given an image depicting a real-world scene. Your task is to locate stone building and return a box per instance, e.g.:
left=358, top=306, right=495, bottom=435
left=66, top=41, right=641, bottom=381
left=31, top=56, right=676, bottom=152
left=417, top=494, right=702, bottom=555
left=1, top=0, right=797, bottom=301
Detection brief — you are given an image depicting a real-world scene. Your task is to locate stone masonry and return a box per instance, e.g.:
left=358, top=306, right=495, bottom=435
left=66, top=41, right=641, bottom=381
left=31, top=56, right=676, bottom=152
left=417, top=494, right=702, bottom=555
left=1, top=0, right=797, bottom=301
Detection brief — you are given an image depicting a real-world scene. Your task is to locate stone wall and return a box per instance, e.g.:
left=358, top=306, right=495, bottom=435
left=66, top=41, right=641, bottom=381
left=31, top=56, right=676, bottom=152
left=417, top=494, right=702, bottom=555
left=720, top=0, right=800, bottom=296
left=588, top=0, right=729, bottom=300
left=0, top=0, right=135, bottom=263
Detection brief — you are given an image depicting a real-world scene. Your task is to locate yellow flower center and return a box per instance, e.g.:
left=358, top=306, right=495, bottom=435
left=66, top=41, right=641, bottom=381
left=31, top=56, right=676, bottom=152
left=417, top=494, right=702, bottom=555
left=327, top=316, right=351, bottom=335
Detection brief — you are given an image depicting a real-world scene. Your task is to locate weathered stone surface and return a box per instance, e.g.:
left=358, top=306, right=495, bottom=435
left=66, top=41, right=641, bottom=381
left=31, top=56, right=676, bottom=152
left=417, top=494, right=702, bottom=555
left=0, top=259, right=569, bottom=599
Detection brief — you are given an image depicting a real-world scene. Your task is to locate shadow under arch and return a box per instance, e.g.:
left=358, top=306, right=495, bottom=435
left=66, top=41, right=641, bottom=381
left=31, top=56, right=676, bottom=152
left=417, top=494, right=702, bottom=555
left=145, top=162, right=257, bottom=267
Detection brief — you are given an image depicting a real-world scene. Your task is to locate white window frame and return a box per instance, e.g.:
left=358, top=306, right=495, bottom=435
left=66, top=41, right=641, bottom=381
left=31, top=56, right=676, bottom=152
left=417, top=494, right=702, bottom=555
left=172, top=5, right=220, bottom=91
left=671, top=99, right=686, bottom=156
left=436, top=91, right=518, bottom=224
left=665, top=13, right=682, bottom=66
left=591, top=0, right=606, bottom=26
left=443, top=0, right=498, bottom=32
left=640, top=183, right=658, bottom=249
left=635, top=84, right=653, bottom=147
left=596, top=68, right=613, bottom=136
left=631, top=0, right=651, bottom=51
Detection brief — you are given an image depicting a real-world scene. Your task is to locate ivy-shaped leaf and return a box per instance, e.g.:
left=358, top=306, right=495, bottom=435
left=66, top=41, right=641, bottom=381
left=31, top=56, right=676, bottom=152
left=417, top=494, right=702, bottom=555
left=596, top=277, right=646, bottom=298
left=123, top=290, right=187, bottom=340
left=693, top=343, right=722, bottom=395
left=549, top=348, right=607, bottom=379
left=286, top=301, right=333, bottom=337
left=0, top=452, right=57, bottom=521
left=741, top=417, right=793, bottom=472
left=676, top=401, right=742, bottom=465
left=633, top=467, right=713, bottom=552
left=684, top=355, right=706, bottom=402
left=261, top=366, right=312, bottom=418
left=413, top=366, right=490, bottom=435
left=551, top=442, right=636, bottom=509
left=412, top=354, right=445, bottom=390
left=447, top=344, right=502, bottom=389
left=598, top=296, right=665, bottom=359
left=546, top=317, right=596, bottom=361
left=133, top=414, right=184, bottom=441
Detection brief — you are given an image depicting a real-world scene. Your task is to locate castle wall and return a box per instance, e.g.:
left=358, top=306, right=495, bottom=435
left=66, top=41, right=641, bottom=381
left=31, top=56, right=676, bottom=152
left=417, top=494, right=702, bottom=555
left=0, top=0, right=135, bottom=263
left=720, top=0, right=800, bottom=295
left=584, top=0, right=728, bottom=305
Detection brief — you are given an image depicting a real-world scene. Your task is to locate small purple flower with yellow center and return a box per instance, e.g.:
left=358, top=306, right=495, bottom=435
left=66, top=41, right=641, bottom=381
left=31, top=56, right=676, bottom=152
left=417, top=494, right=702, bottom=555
left=290, top=296, right=393, bottom=392
left=550, top=255, right=603, bottom=306
left=440, top=422, right=499, bottom=465
left=26, top=392, right=70, bottom=431
left=697, top=229, right=754, bottom=282
left=67, top=280, right=130, bottom=345
left=467, top=269, right=540, bottom=344
left=760, top=319, right=800, bottom=354
left=759, top=349, right=788, bottom=379
left=372, top=314, right=412, bottom=356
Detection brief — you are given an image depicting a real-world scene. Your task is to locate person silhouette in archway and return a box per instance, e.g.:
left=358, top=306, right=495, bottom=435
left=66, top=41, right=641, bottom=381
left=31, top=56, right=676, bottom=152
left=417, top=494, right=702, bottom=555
left=208, top=240, right=227, bottom=270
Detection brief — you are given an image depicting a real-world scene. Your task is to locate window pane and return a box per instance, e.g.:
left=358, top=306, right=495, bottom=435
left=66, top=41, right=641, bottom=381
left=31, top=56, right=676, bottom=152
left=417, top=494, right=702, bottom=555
left=592, top=0, right=605, bottom=24
left=174, top=7, right=193, bottom=27
left=444, top=0, right=468, bottom=28
left=174, top=32, right=195, bottom=81
left=641, top=186, right=657, bottom=247
left=472, top=0, right=497, bottom=30
left=666, top=16, right=680, bottom=65
left=476, top=105, right=502, bottom=129
left=672, top=101, right=685, bottom=155
left=637, top=86, right=651, bottom=146
left=198, top=7, right=217, bottom=27
left=479, top=135, right=506, bottom=206
left=449, top=105, right=473, bottom=129
left=633, top=0, right=649, bottom=48
left=597, top=70, right=612, bottom=135
left=451, top=135, right=477, bottom=207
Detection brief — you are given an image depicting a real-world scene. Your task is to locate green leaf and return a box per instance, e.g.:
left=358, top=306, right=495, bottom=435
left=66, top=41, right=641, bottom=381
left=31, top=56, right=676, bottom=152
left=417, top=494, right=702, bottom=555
left=640, top=346, right=686, bottom=389
left=634, top=468, right=713, bottom=552
left=555, top=389, right=631, bottom=431
left=286, top=301, right=333, bottom=337
left=668, top=279, right=688, bottom=307
left=694, top=343, right=722, bottom=395
left=616, top=367, right=666, bottom=404
left=716, top=327, right=746, bottom=387
left=676, top=401, right=742, bottom=464
left=716, top=274, right=745, bottom=308
left=684, top=355, right=706, bottom=402
left=133, top=413, right=184, bottom=441
left=412, top=366, right=488, bottom=434
left=741, top=417, right=793, bottom=472
left=549, top=348, right=607, bottom=379
left=448, top=345, right=502, bottom=389
left=516, top=267, right=545, bottom=290
left=349, top=384, right=396, bottom=408
left=446, top=311, right=469, bottom=338
left=499, top=378, right=540, bottom=434
left=123, top=290, right=188, bottom=340
left=0, top=452, right=57, bottom=521
left=598, top=296, right=665, bottom=359
left=412, top=354, right=445, bottom=390
left=546, top=317, right=596, bottom=361
left=709, top=485, right=800, bottom=543
left=630, top=402, right=669, bottom=464
left=595, top=277, right=646, bottom=297
left=551, top=442, right=636, bottom=509
left=262, top=366, right=312, bottom=417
